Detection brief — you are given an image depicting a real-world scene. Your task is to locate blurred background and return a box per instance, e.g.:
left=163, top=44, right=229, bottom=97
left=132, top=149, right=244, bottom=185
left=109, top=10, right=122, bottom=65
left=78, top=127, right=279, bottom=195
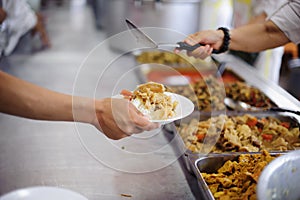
left=0, top=0, right=299, bottom=99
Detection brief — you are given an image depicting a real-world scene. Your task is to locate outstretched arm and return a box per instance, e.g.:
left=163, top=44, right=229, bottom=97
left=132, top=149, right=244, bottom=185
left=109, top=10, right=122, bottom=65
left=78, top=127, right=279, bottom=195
left=177, top=20, right=290, bottom=59
left=0, top=71, right=158, bottom=139
left=0, top=70, right=74, bottom=121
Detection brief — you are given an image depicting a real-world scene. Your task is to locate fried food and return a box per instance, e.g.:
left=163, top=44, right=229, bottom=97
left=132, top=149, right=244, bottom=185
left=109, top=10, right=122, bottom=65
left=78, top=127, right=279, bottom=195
left=167, top=75, right=226, bottom=111
left=132, top=82, right=178, bottom=120
left=201, top=150, right=279, bottom=200
left=225, top=81, right=272, bottom=108
left=136, top=51, right=202, bottom=67
left=179, top=114, right=300, bottom=153
left=168, top=76, right=273, bottom=111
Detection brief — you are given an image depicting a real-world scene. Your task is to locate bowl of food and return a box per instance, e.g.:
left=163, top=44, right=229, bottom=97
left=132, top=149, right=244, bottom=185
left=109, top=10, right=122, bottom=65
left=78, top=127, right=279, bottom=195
left=257, top=150, right=300, bottom=200
left=119, top=82, right=194, bottom=125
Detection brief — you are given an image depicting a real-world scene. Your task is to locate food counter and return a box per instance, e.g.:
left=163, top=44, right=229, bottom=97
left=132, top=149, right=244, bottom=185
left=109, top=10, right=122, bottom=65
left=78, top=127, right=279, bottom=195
left=134, top=51, right=300, bottom=199
left=0, top=51, right=299, bottom=200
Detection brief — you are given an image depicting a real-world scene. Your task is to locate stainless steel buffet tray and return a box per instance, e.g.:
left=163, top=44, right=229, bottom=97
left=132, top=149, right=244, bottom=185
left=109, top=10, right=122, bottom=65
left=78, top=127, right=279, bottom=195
left=189, top=152, right=285, bottom=200
left=134, top=51, right=300, bottom=111
left=172, top=110, right=300, bottom=174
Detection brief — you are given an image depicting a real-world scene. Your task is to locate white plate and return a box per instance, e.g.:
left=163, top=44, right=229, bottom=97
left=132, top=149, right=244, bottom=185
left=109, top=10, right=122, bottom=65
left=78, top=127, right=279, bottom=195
left=114, top=92, right=194, bottom=125
left=0, top=186, right=88, bottom=200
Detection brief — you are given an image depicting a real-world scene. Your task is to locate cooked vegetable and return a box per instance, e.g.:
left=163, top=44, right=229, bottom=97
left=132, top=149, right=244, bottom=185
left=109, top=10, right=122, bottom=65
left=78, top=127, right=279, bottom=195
left=261, top=134, right=273, bottom=141
left=225, top=82, right=272, bottom=108
left=168, top=76, right=272, bottom=112
left=179, top=114, right=300, bottom=153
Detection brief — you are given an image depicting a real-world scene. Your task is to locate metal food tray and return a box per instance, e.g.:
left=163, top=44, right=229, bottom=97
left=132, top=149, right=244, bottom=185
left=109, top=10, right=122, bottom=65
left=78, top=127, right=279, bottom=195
left=134, top=52, right=300, bottom=112
left=166, top=81, right=277, bottom=112
left=189, top=152, right=285, bottom=200
left=133, top=50, right=243, bottom=85
left=134, top=53, right=277, bottom=111
left=221, top=68, right=244, bottom=83
left=136, top=63, right=244, bottom=86
left=173, top=110, right=300, bottom=174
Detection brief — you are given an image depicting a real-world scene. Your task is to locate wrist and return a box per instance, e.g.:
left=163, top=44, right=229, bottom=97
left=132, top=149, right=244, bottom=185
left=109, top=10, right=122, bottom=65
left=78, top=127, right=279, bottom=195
left=72, top=96, right=97, bottom=124
left=214, top=27, right=231, bottom=54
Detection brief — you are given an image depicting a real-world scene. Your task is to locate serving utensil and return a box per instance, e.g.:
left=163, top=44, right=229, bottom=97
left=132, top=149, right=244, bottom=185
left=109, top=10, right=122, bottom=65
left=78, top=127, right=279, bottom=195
left=125, top=18, right=218, bottom=53
left=126, top=18, right=226, bottom=77
left=224, top=97, right=300, bottom=115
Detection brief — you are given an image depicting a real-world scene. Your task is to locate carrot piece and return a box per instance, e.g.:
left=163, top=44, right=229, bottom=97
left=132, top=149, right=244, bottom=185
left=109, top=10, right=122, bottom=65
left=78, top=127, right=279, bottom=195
left=262, top=134, right=273, bottom=141
left=246, top=117, right=258, bottom=127
left=196, top=133, right=206, bottom=141
left=280, top=122, right=290, bottom=129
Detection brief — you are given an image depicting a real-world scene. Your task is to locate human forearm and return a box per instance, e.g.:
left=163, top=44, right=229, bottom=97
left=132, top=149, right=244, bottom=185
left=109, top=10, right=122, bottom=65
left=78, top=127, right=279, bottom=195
left=0, top=71, right=95, bottom=123
left=0, top=71, right=159, bottom=139
left=229, top=20, right=290, bottom=52
left=181, top=20, right=290, bottom=59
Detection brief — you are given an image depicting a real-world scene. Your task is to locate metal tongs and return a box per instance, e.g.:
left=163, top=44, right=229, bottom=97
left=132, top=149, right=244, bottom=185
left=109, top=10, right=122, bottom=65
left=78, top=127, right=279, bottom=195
left=125, top=18, right=218, bottom=53
left=125, top=18, right=225, bottom=76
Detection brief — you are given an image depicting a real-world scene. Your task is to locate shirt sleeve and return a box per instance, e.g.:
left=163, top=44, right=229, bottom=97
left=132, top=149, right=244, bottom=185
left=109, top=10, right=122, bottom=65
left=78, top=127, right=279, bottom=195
left=269, top=0, right=300, bottom=44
